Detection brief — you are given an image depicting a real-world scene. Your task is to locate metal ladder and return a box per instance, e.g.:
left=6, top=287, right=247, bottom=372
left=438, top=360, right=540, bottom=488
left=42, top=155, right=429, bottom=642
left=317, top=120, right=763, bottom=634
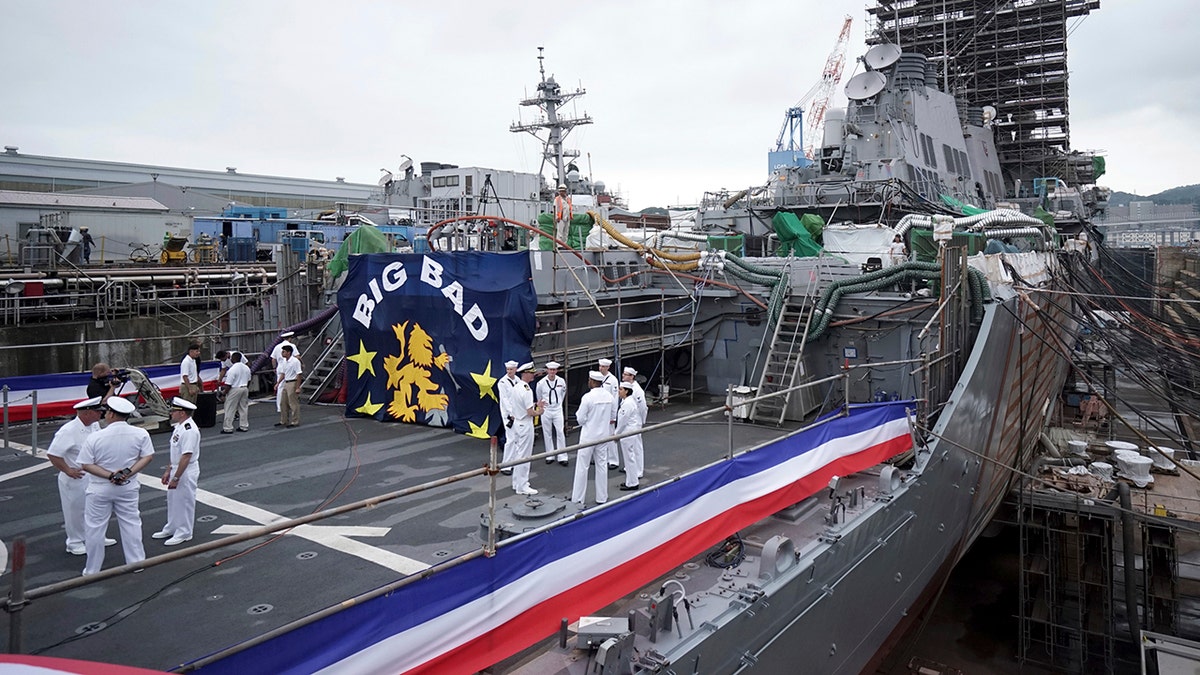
left=300, top=329, right=345, bottom=404
left=748, top=265, right=820, bottom=425
left=748, top=297, right=812, bottom=425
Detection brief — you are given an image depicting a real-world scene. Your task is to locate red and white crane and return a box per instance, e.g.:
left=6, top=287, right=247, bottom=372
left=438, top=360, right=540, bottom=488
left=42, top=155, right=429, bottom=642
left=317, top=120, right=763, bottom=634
left=773, top=15, right=853, bottom=162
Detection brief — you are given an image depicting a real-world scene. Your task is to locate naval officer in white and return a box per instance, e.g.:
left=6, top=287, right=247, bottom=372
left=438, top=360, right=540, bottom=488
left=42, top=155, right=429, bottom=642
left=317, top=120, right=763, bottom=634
left=153, top=397, right=201, bottom=546
left=78, top=396, right=155, bottom=575
left=46, top=397, right=116, bottom=555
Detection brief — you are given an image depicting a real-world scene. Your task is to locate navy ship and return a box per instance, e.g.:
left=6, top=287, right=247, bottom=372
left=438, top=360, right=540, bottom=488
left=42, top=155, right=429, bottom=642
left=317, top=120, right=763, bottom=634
left=1, top=10, right=1106, bottom=675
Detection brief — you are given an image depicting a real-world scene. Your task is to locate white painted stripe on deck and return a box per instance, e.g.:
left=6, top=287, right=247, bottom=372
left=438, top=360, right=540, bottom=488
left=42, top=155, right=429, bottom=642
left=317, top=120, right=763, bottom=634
left=138, top=475, right=428, bottom=575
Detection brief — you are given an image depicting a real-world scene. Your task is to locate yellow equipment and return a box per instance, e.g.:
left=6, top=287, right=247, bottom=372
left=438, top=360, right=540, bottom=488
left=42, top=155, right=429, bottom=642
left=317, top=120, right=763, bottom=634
left=160, top=236, right=189, bottom=266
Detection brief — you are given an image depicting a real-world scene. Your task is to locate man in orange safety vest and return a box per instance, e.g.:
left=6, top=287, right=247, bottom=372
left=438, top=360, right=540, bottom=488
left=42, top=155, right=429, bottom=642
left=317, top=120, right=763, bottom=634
left=553, top=185, right=573, bottom=246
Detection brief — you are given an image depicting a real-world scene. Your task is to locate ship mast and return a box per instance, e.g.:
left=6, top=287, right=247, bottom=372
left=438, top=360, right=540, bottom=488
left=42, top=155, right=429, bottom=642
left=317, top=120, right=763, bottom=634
left=510, top=47, right=592, bottom=190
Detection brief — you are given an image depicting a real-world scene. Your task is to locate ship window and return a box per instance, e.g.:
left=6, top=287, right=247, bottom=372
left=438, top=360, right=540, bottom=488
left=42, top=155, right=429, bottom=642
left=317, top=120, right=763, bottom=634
left=924, top=135, right=936, bottom=168
left=465, top=175, right=473, bottom=195
left=943, top=145, right=955, bottom=173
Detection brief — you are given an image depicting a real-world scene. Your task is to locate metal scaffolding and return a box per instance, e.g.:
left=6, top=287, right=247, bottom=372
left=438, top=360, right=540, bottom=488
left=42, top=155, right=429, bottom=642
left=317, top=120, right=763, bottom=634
left=867, top=0, right=1100, bottom=190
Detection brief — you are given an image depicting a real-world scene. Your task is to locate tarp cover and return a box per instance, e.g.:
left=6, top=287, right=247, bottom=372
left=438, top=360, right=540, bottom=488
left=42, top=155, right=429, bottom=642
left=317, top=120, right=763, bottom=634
left=771, top=212, right=823, bottom=257
left=336, top=252, right=536, bottom=437
left=821, top=224, right=896, bottom=266
left=328, top=225, right=390, bottom=280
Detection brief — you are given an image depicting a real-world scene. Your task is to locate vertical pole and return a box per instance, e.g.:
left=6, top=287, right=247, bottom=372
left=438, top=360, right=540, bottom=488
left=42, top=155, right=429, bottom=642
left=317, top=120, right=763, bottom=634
left=485, top=436, right=498, bottom=557
left=29, top=390, right=37, bottom=456
left=8, top=536, right=26, bottom=653
left=726, top=384, right=734, bottom=461
left=843, top=367, right=851, bottom=415
left=2, top=385, right=8, bottom=451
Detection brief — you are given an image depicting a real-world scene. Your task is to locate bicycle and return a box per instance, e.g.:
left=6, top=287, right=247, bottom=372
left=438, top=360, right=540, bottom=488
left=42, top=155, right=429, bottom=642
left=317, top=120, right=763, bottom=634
left=128, top=242, right=162, bottom=263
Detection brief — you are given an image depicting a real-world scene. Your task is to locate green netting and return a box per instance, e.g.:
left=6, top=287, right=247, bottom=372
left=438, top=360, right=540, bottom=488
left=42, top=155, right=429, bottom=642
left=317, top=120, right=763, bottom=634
left=939, top=193, right=986, bottom=215
left=1092, top=156, right=1106, bottom=180
left=328, top=225, right=390, bottom=279
left=909, top=228, right=990, bottom=263
left=536, top=212, right=555, bottom=251
left=707, top=234, right=745, bottom=255
left=1034, top=205, right=1055, bottom=228
left=772, top=212, right=823, bottom=257
left=535, top=212, right=594, bottom=249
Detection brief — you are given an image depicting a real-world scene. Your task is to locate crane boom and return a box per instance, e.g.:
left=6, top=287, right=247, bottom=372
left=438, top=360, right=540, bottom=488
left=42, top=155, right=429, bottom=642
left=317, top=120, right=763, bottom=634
left=804, top=15, right=853, bottom=159
left=770, top=15, right=853, bottom=173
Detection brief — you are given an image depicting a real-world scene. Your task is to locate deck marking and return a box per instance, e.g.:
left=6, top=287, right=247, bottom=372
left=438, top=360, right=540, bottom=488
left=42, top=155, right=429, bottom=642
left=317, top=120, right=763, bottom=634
left=0, top=462, right=53, bottom=483
left=138, top=475, right=428, bottom=575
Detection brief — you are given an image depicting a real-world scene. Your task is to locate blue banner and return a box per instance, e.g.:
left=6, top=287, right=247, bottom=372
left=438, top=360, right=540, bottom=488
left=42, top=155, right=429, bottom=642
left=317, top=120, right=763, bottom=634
left=336, top=252, right=536, bottom=437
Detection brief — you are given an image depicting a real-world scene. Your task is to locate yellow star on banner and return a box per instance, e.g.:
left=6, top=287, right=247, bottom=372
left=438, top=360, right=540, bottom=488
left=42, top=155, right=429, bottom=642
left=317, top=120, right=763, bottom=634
left=347, top=340, right=377, bottom=378
left=355, top=393, right=383, bottom=416
left=466, top=416, right=491, bottom=439
left=470, top=360, right=498, bottom=401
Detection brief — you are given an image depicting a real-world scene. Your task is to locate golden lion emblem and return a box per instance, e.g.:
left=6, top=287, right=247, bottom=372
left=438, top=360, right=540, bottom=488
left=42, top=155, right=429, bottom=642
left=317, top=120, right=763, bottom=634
left=382, top=321, right=451, bottom=422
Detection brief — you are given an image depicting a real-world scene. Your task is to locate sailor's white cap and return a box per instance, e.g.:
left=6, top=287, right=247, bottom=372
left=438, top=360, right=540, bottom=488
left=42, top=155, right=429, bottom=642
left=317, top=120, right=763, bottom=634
left=597, top=358, right=612, bottom=367
left=169, top=396, right=197, bottom=411
left=623, top=367, right=637, bottom=376
left=619, top=381, right=634, bottom=391
left=106, top=397, right=136, bottom=415
left=588, top=371, right=604, bottom=382
left=519, top=362, right=536, bottom=373
left=504, top=360, right=519, bottom=369
left=73, top=396, right=104, bottom=411
left=557, top=184, right=567, bottom=190
left=545, top=361, right=561, bottom=370
left=280, top=331, right=295, bottom=338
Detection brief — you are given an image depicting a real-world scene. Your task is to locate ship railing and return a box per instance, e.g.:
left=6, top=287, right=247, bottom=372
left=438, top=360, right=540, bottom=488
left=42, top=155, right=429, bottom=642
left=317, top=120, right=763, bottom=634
left=1, top=360, right=925, bottom=661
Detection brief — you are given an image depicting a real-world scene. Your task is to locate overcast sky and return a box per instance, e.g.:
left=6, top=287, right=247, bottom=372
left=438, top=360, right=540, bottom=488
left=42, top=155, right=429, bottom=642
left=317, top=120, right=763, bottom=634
left=3, top=0, right=1197, bottom=210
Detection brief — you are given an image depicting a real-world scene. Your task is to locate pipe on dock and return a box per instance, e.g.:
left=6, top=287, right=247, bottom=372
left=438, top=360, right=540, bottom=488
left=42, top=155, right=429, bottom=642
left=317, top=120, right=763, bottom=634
left=1117, top=482, right=1141, bottom=645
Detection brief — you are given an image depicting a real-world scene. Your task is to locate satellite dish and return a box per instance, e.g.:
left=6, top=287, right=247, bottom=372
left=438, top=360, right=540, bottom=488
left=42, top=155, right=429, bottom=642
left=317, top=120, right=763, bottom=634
left=398, top=157, right=414, bottom=173
left=864, top=44, right=902, bottom=70
left=377, top=170, right=394, bottom=186
left=981, top=105, right=998, bottom=124
left=845, top=72, right=888, bottom=100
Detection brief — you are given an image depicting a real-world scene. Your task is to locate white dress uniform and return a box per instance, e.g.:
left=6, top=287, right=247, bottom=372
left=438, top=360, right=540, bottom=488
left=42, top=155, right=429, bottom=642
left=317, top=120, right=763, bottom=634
left=222, top=361, right=252, bottom=432
left=498, top=373, right=522, bottom=466
left=536, top=374, right=568, bottom=463
left=508, top=377, right=538, bottom=495
left=270, top=339, right=297, bottom=412
left=598, top=370, right=620, bottom=468
left=616, top=393, right=643, bottom=488
left=78, top=419, right=154, bottom=575
left=626, top=376, right=648, bottom=479
left=46, top=415, right=99, bottom=552
left=572, top=380, right=614, bottom=505
left=163, top=417, right=201, bottom=541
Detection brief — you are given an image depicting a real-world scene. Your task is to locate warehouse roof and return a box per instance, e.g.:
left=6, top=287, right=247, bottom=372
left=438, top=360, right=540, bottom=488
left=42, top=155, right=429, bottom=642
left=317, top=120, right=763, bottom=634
left=0, top=189, right=168, bottom=212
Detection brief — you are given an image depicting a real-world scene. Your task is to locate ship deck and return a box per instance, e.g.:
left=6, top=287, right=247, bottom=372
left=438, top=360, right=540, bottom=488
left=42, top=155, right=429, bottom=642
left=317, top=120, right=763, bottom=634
left=0, top=394, right=798, bottom=672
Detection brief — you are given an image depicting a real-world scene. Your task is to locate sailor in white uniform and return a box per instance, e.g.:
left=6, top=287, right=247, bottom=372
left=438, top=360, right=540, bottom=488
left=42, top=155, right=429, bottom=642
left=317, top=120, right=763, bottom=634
left=572, top=371, right=614, bottom=505
left=498, top=360, right=521, bottom=475
left=78, top=396, right=155, bottom=576
left=508, top=363, right=544, bottom=496
left=536, top=361, right=569, bottom=465
left=153, top=397, right=201, bottom=546
left=270, top=331, right=298, bottom=412
left=616, top=382, right=643, bottom=491
left=596, top=358, right=620, bottom=469
left=621, top=366, right=648, bottom=480
left=46, top=397, right=115, bottom=555
left=221, top=352, right=252, bottom=433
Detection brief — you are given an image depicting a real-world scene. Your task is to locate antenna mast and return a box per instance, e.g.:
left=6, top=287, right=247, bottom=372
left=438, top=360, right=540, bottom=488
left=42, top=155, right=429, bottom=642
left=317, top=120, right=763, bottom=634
left=510, top=47, right=593, bottom=189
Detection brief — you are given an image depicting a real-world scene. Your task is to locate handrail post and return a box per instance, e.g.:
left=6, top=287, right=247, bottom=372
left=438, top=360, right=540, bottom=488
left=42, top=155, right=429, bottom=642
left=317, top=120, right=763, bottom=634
left=7, top=536, right=26, bottom=653
left=29, top=390, right=37, bottom=456
left=2, top=385, right=8, bottom=451
left=485, top=436, right=498, bottom=557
